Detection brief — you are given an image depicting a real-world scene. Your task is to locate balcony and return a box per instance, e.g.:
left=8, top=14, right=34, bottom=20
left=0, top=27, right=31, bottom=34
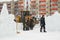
left=39, top=12, right=46, bottom=15
left=18, top=1, right=24, bottom=4
left=18, top=5, right=24, bottom=8
left=39, top=4, right=46, bottom=6
left=31, top=1, right=36, bottom=3
left=51, top=4, right=58, bottom=6
left=39, top=8, right=46, bottom=10
left=39, top=0, right=46, bottom=2
left=51, top=0, right=58, bottom=2
left=51, top=8, right=58, bottom=10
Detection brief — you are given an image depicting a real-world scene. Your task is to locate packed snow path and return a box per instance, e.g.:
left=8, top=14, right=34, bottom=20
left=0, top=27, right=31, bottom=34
left=0, top=30, right=60, bottom=40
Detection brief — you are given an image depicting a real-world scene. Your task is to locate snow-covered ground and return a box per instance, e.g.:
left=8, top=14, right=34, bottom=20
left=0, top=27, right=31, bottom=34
left=0, top=31, right=60, bottom=40
left=0, top=3, right=60, bottom=40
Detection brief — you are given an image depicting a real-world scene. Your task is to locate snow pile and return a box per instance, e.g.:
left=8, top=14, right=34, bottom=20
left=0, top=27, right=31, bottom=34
left=46, top=11, right=60, bottom=31
left=0, top=3, right=16, bottom=37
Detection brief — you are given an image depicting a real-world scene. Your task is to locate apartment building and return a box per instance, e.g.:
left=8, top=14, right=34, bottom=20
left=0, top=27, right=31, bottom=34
left=0, top=0, right=60, bottom=16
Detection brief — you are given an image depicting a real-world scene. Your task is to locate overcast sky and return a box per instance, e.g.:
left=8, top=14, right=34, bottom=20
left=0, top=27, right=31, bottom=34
left=0, top=0, right=17, bottom=2
left=0, top=0, right=30, bottom=2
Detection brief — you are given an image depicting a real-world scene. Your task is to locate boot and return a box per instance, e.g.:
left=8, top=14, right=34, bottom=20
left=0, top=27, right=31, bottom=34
left=40, top=29, right=42, bottom=32
left=44, top=30, right=46, bottom=32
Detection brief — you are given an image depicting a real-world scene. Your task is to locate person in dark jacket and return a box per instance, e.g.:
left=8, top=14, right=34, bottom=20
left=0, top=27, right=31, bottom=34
left=40, top=15, right=46, bottom=32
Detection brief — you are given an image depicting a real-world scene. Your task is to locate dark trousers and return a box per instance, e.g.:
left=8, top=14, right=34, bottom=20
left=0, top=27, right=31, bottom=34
left=40, top=25, right=46, bottom=32
left=30, top=26, right=33, bottom=30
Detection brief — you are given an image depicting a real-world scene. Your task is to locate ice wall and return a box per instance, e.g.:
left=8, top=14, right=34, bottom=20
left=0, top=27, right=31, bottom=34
left=46, top=11, right=60, bottom=31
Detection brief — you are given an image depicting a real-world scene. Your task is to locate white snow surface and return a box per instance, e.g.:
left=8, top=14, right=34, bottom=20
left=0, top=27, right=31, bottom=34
left=0, top=3, right=60, bottom=40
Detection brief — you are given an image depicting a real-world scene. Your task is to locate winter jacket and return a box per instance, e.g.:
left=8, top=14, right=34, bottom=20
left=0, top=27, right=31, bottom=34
left=40, top=17, right=45, bottom=26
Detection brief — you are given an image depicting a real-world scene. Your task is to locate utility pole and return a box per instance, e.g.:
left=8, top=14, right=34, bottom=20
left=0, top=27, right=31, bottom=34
left=11, top=0, right=15, bottom=14
left=58, top=0, right=60, bottom=13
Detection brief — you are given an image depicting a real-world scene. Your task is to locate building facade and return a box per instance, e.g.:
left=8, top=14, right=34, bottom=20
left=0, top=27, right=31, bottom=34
left=0, top=0, right=60, bottom=16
